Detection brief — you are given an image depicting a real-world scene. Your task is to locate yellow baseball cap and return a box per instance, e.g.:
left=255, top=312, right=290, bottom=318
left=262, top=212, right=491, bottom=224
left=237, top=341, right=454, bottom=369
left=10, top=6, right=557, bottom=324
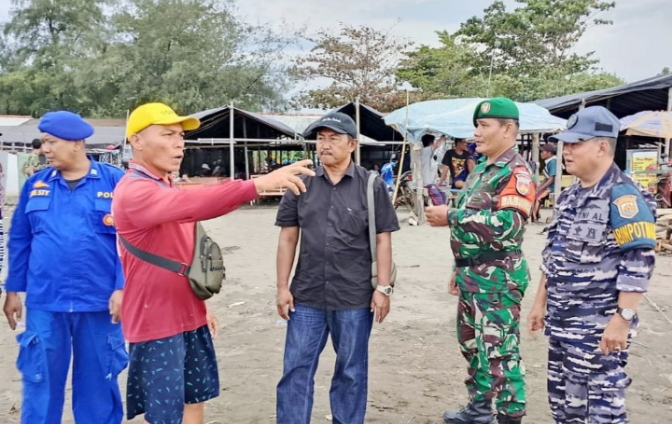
left=126, top=102, right=200, bottom=139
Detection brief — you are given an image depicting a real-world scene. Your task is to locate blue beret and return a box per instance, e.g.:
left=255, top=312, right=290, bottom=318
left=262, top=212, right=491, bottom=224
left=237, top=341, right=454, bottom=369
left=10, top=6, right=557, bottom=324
left=38, top=111, right=94, bottom=141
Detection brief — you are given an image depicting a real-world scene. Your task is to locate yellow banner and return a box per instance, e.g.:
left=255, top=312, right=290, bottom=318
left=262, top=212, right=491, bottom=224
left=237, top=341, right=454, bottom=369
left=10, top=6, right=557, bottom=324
left=629, top=150, right=658, bottom=193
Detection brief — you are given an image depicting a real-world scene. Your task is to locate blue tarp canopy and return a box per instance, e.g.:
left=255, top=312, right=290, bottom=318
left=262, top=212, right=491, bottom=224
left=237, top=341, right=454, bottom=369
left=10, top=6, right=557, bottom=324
left=383, top=98, right=567, bottom=142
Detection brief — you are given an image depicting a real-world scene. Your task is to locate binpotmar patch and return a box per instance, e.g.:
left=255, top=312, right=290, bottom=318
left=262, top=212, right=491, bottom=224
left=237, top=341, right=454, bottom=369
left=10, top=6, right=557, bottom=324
left=609, top=183, right=656, bottom=251
left=612, top=195, right=638, bottom=219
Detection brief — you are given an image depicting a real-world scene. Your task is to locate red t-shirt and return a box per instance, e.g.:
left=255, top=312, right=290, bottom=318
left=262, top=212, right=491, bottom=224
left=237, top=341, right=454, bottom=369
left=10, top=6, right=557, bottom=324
left=113, top=162, right=258, bottom=343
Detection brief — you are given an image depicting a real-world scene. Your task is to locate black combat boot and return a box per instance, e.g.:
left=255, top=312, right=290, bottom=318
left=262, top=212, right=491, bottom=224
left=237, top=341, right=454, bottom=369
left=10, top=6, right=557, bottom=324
left=443, top=400, right=495, bottom=424
left=496, top=414, right=522, bottom=424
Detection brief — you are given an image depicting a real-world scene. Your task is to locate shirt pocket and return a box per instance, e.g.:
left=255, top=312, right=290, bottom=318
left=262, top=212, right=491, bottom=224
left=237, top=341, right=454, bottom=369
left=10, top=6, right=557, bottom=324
left=465, top=192, right=493, bottom=211
left=25, top=197, right=52, bottom=234
left=91, top=198, right=116, bottom=235
left=564, top=220, right=608, bottom=263
left=341, top=206, right=368, bottom=239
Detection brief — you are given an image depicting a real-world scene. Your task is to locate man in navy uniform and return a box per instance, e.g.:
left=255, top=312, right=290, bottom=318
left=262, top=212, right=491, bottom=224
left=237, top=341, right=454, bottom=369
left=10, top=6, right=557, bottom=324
left=528, top=106, right=657, bottom=423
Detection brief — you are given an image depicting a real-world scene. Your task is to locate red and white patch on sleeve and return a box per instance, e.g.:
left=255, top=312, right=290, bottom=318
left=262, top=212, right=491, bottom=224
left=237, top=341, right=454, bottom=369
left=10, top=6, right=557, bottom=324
left=497, top=167, right=536, bottom=217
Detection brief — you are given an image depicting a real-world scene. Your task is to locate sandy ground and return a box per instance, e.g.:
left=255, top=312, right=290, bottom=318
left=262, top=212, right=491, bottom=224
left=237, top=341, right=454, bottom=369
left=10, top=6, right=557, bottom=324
left=1, top=205, right=672, bottom=424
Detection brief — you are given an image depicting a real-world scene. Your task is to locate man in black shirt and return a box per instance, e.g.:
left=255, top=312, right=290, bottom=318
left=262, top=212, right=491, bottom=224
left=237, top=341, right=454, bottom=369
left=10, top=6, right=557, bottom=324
left=274, top=112, right=400, bottom=424
left=439, top=138, right=469, bottom=188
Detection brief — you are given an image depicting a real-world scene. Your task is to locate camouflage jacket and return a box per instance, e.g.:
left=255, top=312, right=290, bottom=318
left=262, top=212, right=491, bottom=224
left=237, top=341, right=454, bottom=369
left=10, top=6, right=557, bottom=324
left=448, top=148, right=536, bottom=293
left=23, top=153, right=47, bottom=176
left=541, top=163, right=657, bottom=339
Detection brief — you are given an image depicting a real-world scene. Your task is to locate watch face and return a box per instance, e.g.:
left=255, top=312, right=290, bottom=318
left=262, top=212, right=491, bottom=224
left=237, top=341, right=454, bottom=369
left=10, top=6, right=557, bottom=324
left=620, top=309, right=635, bottom=320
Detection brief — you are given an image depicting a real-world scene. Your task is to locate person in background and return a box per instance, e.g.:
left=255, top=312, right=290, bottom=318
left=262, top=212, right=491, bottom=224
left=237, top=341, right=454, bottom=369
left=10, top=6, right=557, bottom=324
left=528, top=106, right=656, bottom=424
left=439, top=138, right=469, bottom=187
left=275, top=112, right=400, bottom=424
left=532, top=143, right=558, bottom=222
left=22, top=138, right=48, bottom=177
left=420, top=134, right=447, bottom=205
left=4, top=111, right=127, bottom=424
left=113, top=102, right=314, bottom=424
left=200, top=163, right=212, bottom=176
left=450, top=142, right=480, bottom=189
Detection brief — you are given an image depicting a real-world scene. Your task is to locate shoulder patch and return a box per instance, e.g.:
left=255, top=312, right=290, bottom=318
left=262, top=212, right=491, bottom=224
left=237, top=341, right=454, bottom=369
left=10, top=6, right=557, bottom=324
left=610, top=183, right=656, bottom=251
left=497, top=166, right=536, bottom=217
left=612, top=194, right=638, bottom=219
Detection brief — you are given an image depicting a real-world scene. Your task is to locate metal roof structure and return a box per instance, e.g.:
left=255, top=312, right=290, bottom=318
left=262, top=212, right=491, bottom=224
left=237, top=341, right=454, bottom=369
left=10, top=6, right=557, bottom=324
left=0, top=121, right=124, bottom=148
left=331, top=102, right=404, bottom=142
left=534, top=74, right=672, bottom=119
left=185, top=106, right=299, bottom=143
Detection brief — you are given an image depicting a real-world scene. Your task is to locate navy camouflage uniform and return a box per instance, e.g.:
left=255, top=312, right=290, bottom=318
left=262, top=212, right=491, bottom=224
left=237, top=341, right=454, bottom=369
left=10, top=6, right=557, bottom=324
left=541, top=163, right=656, bottom=423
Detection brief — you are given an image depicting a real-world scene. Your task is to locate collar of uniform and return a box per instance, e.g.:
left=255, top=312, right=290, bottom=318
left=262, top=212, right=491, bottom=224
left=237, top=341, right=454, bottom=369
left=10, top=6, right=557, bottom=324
left=46, top=156, right=102, bottom=182
left=315, top=161, right=356, bottom=179
left=570, top=163, right=621, bottom=206
left=489, top=148, right=518, bottom=168
left=129, top=160, right=164, bottom=181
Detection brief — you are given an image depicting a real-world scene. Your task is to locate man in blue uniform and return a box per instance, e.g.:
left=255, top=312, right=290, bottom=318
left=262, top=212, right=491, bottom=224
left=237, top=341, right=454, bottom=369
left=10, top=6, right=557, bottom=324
left=3, top=111, right=128, bottom=424
left=528, top=106, right=657, bottom=423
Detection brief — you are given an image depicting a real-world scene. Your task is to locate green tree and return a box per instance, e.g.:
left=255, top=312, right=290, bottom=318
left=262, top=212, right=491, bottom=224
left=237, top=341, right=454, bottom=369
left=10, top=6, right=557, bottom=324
left=0, top=0, right=299, bottom=117
left=292, top=23, right=414, bottom=112
left=397, top=0, right=624, bottom=102
left=396, top=31, right=478, bottom=99
left=660, top=67, right=670, bottom=76
left=0, top=0, right=111, bottom=115
left=458, top=0, right=616, bottom=77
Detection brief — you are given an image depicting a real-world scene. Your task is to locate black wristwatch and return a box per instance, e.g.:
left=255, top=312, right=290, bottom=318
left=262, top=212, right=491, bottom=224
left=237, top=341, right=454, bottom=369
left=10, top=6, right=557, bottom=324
left=616, top=307, right=636, bottom=322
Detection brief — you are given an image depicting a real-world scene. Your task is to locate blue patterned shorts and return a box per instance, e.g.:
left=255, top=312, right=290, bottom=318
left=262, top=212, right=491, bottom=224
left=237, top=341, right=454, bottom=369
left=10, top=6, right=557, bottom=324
left=126, top=325, right=220, bottom=423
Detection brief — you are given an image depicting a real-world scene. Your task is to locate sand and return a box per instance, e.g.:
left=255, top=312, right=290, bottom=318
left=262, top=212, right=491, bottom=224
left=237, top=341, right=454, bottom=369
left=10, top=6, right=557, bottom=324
left=1, top=206, right=671, bottom=423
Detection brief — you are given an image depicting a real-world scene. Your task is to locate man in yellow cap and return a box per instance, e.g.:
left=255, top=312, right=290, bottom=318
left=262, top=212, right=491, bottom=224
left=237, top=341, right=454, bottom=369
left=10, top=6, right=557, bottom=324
left=112, top=102, right=314, bottom=424
left=426, top=98, right=535, bottom=424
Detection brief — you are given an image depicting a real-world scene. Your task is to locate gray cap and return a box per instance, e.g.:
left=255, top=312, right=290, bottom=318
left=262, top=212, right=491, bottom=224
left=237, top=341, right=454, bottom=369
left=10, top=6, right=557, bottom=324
left=549, top=106, right=621, bottom=143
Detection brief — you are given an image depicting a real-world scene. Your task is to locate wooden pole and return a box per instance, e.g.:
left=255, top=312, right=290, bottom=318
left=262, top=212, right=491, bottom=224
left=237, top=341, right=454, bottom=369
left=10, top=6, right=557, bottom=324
left=243, top=117, right=249, bottom=180
left=665, top=87, right=672, bottom=156
left=355, top=97, right=361, bottom=165
left=554, top=140, right=564, bottom=201
left=392, top=91, right=410, bottom=205
left=531, top=133, right=540, bottom=179
left=229, top=102, right=235, bottom=178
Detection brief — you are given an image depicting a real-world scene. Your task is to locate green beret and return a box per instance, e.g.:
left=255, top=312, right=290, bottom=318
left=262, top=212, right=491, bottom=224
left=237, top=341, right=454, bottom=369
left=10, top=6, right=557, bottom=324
left=473, top=97, right=519, bottom=127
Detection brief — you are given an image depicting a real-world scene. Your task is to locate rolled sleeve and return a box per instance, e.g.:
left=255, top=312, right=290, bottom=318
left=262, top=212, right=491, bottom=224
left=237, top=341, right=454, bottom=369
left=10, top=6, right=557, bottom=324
left=275, top=189, right=299, bottom=227
left=616, top=248, right=655, bottom=293
left=373, top=178, right=400, bottom=233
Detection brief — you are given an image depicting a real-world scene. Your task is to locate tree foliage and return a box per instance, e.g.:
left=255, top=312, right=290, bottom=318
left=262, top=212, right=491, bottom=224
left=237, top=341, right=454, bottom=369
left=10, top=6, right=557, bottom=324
left=0, top=0, right=298, bottom=117
left=291, top=23, right=414, bottom=112
left=397, top=0, right=624, bottom=102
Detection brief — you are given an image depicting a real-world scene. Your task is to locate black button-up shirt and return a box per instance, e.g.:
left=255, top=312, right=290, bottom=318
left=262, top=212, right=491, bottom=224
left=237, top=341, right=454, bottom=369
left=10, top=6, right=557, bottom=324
left=275, top=162, right=400, bottom=310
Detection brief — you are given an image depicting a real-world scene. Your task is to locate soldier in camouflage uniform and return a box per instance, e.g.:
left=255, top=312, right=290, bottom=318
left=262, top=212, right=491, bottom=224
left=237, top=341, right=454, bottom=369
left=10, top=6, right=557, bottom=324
left=22, top=138, right=48, bottom=177
left=426, top=98, right=535, bottom=424
left=528, top=106, right=656, bottom=424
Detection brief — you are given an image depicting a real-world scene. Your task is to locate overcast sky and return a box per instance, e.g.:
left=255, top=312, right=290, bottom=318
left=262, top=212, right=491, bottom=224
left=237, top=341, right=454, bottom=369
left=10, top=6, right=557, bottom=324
left=1, top=0, right=669, bottom=84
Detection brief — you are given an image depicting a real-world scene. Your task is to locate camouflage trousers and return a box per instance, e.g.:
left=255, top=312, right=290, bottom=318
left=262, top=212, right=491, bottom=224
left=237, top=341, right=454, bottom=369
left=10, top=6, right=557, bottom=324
left=456, top=290, right=526, bottom=417
left=547, top=338, right=631, bottom=423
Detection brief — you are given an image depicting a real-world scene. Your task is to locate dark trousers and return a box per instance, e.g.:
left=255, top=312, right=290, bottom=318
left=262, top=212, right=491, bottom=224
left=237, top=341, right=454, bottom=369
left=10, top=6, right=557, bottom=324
left=276, top=304, right=374, bottom=424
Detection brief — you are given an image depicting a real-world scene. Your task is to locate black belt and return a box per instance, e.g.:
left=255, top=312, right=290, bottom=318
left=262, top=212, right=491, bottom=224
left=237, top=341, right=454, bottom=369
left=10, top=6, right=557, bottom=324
left=454, top=250, right=522, bottom=268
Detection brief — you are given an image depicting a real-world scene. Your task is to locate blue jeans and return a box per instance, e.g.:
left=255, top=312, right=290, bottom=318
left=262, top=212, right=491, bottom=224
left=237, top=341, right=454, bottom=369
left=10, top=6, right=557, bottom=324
left=16, top=309, right=128, bottom=424
left=276, top=304, right=374, bottom=424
